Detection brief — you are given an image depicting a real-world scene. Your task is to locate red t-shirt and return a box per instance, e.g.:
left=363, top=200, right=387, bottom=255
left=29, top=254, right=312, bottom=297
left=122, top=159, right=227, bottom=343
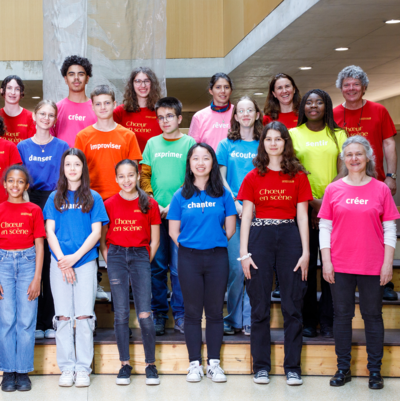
left=333, top=101, right=396, bottom=182
left=237, top=168, right=313, bottom=219
left=0, top=108, right=36, bottom=144
left=263, top=111, right=298, bottom=129
left=0, top=201, right=46, bottom=250
left=113, top=106, right=162, bottom=153
left=104, top=194, right=161, bottom=256
left=0, top=138, right=22, bottom=203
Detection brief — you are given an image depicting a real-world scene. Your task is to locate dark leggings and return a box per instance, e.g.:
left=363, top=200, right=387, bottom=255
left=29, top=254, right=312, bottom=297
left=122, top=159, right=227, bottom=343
left=178, top=246, right=229, bottom=364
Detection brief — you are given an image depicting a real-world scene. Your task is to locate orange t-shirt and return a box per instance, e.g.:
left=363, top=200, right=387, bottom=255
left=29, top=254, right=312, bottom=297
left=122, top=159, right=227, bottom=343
left=75, top=124, right=142, bottom=200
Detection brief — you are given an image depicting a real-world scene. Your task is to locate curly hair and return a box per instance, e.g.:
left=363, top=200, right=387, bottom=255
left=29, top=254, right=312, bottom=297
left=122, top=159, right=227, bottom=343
left=336, top=65, right=369, bottom=89
left=253, top=121, right=308, bottom=178
left=0, top=116, right=6, bottom=137
left=1, top=75, right=25, bottom=98
left=60, top=55, right=93, bottom=77
left=228, top=96, right=263, bottom=141
left=122, top=67, right=161, bottom=112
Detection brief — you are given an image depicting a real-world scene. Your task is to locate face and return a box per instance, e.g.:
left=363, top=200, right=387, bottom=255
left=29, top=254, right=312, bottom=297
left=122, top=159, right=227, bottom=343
left=190, top=147, right=213, bottom=178
left=4, top=170, right=29, bottom=199
left=209, top=78, right=232, bottom=107
left=64, top=155, right=83, bottom=183
left=156, top=107, right=182, bottom=134
left=1, top=79, right=22, bottom=104
left=33, top=104, right=57, bottom=130
left=272, top=78, right=295, bottom=106
left=341, top=77, right=365, bottom=104
left=264, top=129, right=285, bottom=157
left=304, top=93, right=325, bottom=122
left=92, top=94, right=116, bottom=119
left=64, top=65, right=89, bottom=92
left=343, top=143, right=368, bottom=174
left=234, top=99, right=259, bottom=128
left=133, top=72, right=151, bottom=100
left=116, top=164, right=138, bottom=194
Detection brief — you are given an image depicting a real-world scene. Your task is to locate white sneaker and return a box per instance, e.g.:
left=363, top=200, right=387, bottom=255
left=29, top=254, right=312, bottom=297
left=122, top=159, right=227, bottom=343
left=59, top=371, right=74, bottom=387
left=35, top=330, right=45, bottom=339
left=206, top=359, right=226, bottom=383
left=96, top=284, right=109, bottom=301
left=253, top=370, right=270, bottom=384
left=186, top=361, right=204, bottom=383
left=286, top=372, right=303, bottom=386
left=45, top=329, right=56, bottom=339
left=74, top=371, right=91, bottom=387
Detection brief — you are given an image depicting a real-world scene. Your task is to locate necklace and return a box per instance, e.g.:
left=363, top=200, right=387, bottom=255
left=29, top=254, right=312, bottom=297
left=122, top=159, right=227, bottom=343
left=199, top=191, right=207, bottom=213
left=343, top=101, right=364, bottom=133
left=33, top=135, right=53, bottom=153
left=119, top=191, right=139, bottom=201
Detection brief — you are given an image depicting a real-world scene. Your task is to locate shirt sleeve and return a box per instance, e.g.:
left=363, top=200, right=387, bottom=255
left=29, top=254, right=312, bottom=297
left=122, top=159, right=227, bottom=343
left=43, top=193, right=56, bottom=221
left=188, top=113, right=201, bottom=143
left=166, top=191, right=182, bottom=220
left=16, top=143, right=26, bottom=165
left=237, top=173, right=255, bottom=203
left=382, top=185, right=400, bottom=222
left=139, top=142, right=151, bottom=166
left=63, top=141, right=70, bottom=153
left=337, top=129, right=348, bottom=150
left=27, top=113, right=36, bottom=138
left=224, top=188, right=237, bottom=217
left=140, top=164, right=153, bottom=195
left=128, top=134, right=143, bottom=161
left=90, top=192, right=110, bottom=226
left=9, top=144, right=22, bottom=165
left=297, top=173, right=313, bottom=203
left=74, top=133, right=84, bottom=151
left=150, top=198, right=162, bottom=225
left=317, top=185, right=333, bottom=220
left=263, top=115, right=272, bottom=126
left=216, top=140, right=228, bottom=166
left=33, top=207, right=46, bottom=239
left=381, top=107, right=397, bottom=140
left=113, top=106, right=123, bottom=124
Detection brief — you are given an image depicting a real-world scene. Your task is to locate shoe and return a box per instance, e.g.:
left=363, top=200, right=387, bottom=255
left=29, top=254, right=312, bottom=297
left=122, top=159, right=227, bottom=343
left=369, top=372, right=384, bottom=390
left=1, top=372, right=16, bottom=392
left=253, top=370, right=269, bottom=384
left=302, top=327, right=318, bottom=337
left=224, top=322, right=235, bottom=335
left=243, top=325, right=251, bottom=336
left=272, top=283, right=280, bottom=298
left=74, top=371, right=90, bottom=387
left=383, top=282, right=398, bottom=301
left=35, top=329, right=45, bottom=340
left=174, top=317, right=184, bottom=334
left=286, top=372, right=303, bottom=386
left=330, top=369, right=351, bottom=386
left=186, top=361, right=204, bottom=382
left=116, top=365, right=132, bottom=385
left=96, top=284, right=109, bottom=301
left=320, top=326, right=334, bottom=338
left=59, top=371, right=74, bottom=387
left=154, top=314, right=166, bottom=336
left=145, top=365, right=160, bottom=385
left=207, top=359, right=226, bottom=383
left=44, top=329, right=56, bottom=339
left=15, top=373, right=31, bottom=391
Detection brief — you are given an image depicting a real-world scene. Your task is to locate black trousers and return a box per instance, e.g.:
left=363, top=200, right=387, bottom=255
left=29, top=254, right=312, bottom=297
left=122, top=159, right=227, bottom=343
left=178, top=245, right=229, bottom=364
left=302, top=207, right=334, bottom=329
left=29, top=189, right=55, bottom=331
left=247, top=221, right=307, bottom=374
left=330, top=273, right=384, bottom=372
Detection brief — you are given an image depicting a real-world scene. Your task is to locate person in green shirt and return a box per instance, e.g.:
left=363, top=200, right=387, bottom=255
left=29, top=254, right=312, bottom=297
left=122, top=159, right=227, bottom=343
left=289, top=89, right=347, bottom=339
left=140, top=97, right=196, bottom=336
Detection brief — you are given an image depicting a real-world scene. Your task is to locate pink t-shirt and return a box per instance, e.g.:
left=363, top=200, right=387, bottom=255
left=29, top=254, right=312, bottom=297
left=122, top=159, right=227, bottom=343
left=318, top=178, right=400, bottom=275
left=51, top=98, right=97, bottom=148
left=188, top=105, right=233, bottom=151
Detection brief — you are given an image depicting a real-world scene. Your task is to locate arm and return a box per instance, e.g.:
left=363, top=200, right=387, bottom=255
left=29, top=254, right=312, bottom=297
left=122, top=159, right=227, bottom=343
left=140, top=164, right=154, bottom=195
left=293, top=201, right=310, bottom=281
left=383, top=136, right=397, bottom=195
left=220, top=165, right=242, bottom=218
left=169, top=220, right=181, bottom=248
left=27, top=237, right=44, bottom=301
left=319, top=218, right=335, bottom=284
left=225, top=215, right=236, bottom=241
left=150, top=225, right=160, bottom=262
left=100, top=224, right=109, bottom=264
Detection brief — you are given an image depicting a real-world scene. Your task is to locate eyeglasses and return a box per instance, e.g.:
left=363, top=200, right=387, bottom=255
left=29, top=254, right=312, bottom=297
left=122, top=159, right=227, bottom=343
left=38, top=112, right=56, bottom=119
left=134, top=79, right=151, bottom=86
left=157, top=114, right=176, bottom=122
left=237, top=108, right=256, bottom=115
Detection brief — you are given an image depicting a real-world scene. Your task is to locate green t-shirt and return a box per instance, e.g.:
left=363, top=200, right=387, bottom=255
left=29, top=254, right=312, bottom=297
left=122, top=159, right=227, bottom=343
left=289, top=124, right=347, bottom=199
left=140, top=134, right=196, bottom=207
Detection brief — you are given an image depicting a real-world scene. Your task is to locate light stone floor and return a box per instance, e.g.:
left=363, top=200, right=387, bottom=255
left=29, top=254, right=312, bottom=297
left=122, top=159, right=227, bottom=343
left=0, top=374, right=398, bottom=401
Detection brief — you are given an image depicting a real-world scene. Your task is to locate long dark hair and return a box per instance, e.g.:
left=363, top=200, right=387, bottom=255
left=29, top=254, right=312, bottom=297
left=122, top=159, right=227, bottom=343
left=0, top=116, right=6, bottom=137
left=181, top=143, right=224, bottom=199
left=263, top=73, right=301, bottom=119
left=115, top=159, right=151, bottom=214
left=254, top=121, right=308, bottom=178
left=297, top=89, right=343, bottom=150
left=228, top=96, right=263, bottom=142
left=54, top=148, right=94, bottom=213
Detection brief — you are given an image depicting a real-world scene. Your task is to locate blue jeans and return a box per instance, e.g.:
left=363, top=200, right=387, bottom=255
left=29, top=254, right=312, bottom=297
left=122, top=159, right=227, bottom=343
left=151, top=219, right=184, bottom=320
left=0, top=247, right=38, bottom=373
left=224, top=217, right=251, bottom=328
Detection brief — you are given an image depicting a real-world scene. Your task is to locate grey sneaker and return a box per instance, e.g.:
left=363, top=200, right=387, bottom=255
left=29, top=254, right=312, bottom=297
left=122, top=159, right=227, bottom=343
left=174, top=317, right=184, bottom=334
left=254, top=370, right=270, bottom=384
left=243, top=325, right=251, bottom=336
left=223, top=322, right=235, bottom=335
left=286, top=372, right=303, bottom=386
left=154, top=314, right=166, bottom=336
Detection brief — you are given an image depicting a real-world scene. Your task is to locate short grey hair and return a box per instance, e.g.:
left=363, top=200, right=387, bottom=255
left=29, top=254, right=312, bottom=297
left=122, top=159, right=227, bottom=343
left=336, top=65, right=369, bottom=89
left=340, top=135, right=376, bottom=177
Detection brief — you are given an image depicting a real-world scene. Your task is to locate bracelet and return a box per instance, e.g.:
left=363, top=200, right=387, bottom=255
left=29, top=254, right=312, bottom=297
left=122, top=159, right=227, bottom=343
left=237, top=253, right=252, bottom=261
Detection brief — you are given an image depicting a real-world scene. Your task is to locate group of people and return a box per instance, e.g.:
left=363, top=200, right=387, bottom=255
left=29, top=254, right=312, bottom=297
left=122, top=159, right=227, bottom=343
left=0, top=54, right=398, bottom=392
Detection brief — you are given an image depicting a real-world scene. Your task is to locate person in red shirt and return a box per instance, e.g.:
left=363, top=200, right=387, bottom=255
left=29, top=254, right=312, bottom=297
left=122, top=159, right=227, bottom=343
left=101, top=159, right=161, bottom=386
left=237, top=121, right=312, bottom=386
left=0, top=75, right=36, bottom=144
left=113, top=67, right=162, bottom=153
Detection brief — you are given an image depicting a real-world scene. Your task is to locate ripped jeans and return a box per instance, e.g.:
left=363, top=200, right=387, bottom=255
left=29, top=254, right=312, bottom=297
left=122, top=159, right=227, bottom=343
left=107, top=244, right=155, bottom=364
left=50, top=256, right=97, bottom=373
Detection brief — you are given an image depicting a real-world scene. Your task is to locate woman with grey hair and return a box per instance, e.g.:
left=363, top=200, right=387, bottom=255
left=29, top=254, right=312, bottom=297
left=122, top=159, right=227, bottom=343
left=318, top=135, right=400, bottom=390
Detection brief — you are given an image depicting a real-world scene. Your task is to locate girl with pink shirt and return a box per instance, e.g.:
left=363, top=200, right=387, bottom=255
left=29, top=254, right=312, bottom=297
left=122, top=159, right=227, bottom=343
left=318, top=135, right=400, bottom=390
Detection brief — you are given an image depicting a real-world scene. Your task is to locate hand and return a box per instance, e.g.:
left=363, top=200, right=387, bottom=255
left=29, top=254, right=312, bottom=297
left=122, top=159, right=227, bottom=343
left=311, top=208, right=320, bottom=230
left=27, top=278, right=41, bottom=301
left=0, top=284, right=3, bottom=300
left=294, top=254, right=309, bottom=281
left=241, top=256, right=258, bottom=280
left=235, top=201, right=243, bottom=219
left=380, top=263, right=393, bottom=286
left=384, top=177, right=397, bottom=196
left=58, top=254, right=79, bottom=270
left=160, top=204, right=169, bottom=219
left=323, top=262, right=335, bottom=284
left=62, top=267, right=76, bottom=284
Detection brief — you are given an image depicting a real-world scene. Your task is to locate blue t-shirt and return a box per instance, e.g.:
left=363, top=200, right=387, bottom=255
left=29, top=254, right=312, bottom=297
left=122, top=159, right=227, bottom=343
left=167, top=187, right=236, bottom=250
left=216, top=138, right=259, bottom=199
left=43, top=189, right=109, bottom=268
left=18, top=137, right=69, bottom=191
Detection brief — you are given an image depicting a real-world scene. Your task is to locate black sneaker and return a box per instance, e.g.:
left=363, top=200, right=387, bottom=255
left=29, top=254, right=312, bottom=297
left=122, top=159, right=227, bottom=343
left=1, top=372, right=16, bottom=392
left=15, top=373, right=31, bottom=391
left=383, top=282, right=398, bottom=301
left=154, top=314, right=166, bottom=336
left=145, top=365, right=160, bottom=385
left=116, top=365, right=132, bottom=385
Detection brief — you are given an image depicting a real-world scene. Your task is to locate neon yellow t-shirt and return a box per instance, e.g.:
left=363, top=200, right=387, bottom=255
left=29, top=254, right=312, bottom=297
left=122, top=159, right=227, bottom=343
left=289, top=124, right=347, bottom=199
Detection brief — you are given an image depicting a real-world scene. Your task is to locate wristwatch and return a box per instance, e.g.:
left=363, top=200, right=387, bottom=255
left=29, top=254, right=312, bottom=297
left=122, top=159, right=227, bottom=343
left=386, top=173, right=397, bottom=179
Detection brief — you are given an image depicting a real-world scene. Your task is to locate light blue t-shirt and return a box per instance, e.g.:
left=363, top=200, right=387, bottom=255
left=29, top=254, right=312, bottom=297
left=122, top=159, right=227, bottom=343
left=167, top=187, right=236, bottom=250
left=18, top=138, right=69, bottom=191
left=216, top=138, right=259, bottom=198
left=43, top=189, right=109, bottom=268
